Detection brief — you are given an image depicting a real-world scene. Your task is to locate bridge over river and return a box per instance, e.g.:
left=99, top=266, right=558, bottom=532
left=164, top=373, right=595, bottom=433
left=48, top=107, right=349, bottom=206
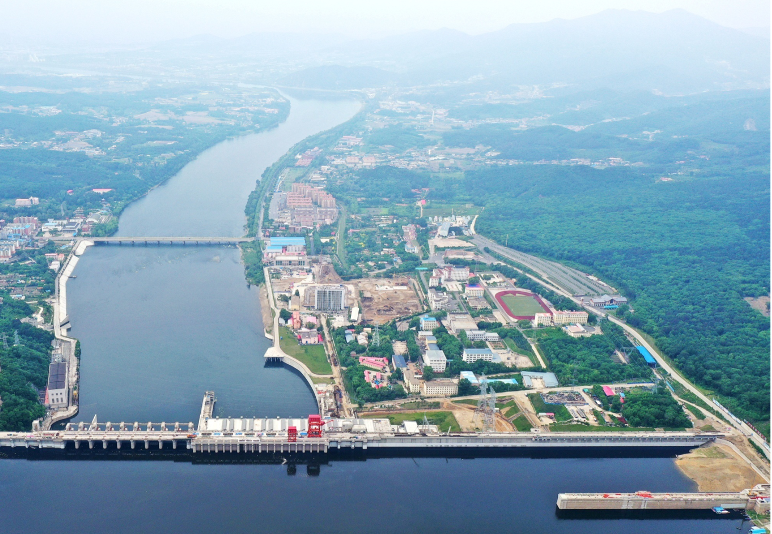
left=51, top=236, right=253, bottom=246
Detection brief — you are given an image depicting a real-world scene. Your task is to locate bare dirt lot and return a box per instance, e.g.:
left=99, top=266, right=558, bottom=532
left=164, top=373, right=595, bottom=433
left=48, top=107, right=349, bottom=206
left=676, top=444, right=766, bottom=491
left=316, top=262, right=343, bottom=284
left=352, top=277, right=424, bottom=324
left=744, top=296, right=770, bottom=317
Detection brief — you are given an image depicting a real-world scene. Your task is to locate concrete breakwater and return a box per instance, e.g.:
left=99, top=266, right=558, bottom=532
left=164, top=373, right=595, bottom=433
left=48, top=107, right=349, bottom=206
left=42, top=240, right=94, bottom=430
left=556, top=485, right=770, bottom=512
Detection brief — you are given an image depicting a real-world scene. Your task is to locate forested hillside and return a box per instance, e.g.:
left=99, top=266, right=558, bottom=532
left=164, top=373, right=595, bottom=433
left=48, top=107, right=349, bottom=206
left=451, top=94, right=771, bottom=430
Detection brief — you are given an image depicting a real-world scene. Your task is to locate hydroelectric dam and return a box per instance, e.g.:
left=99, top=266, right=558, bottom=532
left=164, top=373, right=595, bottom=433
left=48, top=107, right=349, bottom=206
left=1, top=392, right=721, bottom=459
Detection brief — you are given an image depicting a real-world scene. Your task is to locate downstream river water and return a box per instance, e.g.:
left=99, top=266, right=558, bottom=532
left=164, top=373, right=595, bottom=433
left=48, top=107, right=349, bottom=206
left=1, top=97, right=742, bottom=534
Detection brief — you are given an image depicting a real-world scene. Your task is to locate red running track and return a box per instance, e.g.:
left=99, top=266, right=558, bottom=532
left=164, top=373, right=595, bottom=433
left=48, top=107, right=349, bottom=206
left=494, top=290, right=551, bottom=320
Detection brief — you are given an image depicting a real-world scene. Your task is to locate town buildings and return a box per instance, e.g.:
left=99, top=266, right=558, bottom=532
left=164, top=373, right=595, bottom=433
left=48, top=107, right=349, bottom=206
left=464, top=284, right=484, bottom=297
left=533, top=310, right=589, bottom=326
left=462, top=347, right=496, bottom=363
left=419, top=314, right=439, bottom=331
left=421, top=379, right=458, bottom=396
left=422, top=349, right=447, bottom=373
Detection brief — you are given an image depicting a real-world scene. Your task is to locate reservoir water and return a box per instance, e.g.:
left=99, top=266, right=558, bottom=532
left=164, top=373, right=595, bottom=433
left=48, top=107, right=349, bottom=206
left=1, top=97, right=741, bottom=534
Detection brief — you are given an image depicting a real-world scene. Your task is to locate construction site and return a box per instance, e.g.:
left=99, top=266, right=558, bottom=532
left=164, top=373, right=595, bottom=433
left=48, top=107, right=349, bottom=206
left=351, top=276, right=424, bottom=324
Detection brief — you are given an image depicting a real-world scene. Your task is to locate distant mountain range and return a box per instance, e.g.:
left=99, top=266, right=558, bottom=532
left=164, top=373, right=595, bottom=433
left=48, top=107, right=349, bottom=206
left=271, top=9, right=769, bottom=94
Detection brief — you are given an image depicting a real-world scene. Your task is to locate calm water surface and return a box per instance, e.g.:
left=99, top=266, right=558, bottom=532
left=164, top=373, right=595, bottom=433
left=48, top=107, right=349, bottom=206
left=0, top=97, right=742, bottom=534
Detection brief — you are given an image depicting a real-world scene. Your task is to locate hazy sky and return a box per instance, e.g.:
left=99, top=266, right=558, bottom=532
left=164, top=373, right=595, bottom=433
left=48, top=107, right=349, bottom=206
left=2, top=0, right=769, bottom=44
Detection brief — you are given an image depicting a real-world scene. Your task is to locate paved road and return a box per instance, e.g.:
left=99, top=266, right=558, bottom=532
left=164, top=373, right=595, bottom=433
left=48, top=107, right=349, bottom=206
left=606, top=312, right=770, bottom=462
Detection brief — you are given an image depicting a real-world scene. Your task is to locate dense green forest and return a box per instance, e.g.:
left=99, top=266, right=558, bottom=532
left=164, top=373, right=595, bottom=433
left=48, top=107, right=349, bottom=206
left=0, top=246, right=58, bottom=431
left=535, top=324, right=652, bottom=385
left=621, top=389, right=692, bottom=429
left=469, top=163, right=769, bottom=427
left=437, top=95, right=770, bottom=430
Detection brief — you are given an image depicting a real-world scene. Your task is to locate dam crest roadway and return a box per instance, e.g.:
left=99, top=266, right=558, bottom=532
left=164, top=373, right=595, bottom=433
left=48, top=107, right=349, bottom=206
left=2, top=392, right=722, bottom=455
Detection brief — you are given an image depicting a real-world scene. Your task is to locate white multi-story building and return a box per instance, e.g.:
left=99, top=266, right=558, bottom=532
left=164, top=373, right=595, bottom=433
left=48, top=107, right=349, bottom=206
left=464, top=329, right=487, bottom=341
left=462, top=348, right=496, bottom=363
left=403, top=369, right=421, bottom=393
left=464, top=284, right=484, bottom=297
left=533, top=312, right=554, bottom=327
left=421, top=379, right=458, bottom=396
left=428, top=289, right=449, bottom=310
left=419, top=314, right=439, bottom=331
left=422, top=349, right=447, bottom=373
left=553, top=310, right=589, bottom=325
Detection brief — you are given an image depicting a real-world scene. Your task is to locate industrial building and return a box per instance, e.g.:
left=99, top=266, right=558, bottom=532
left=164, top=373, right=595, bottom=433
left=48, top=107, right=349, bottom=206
left=520, top=371, right=559, bottom=388
left=564, top=324, right=601, bottom=338
left=45, top=361, right=68, bottom=408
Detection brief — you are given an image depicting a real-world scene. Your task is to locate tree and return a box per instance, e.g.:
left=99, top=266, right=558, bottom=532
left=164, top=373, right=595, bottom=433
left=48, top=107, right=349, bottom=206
left=279, top=309, right=292, bottom=322
left=457, top=378, right=477, bottom=396
left=294, top=289, right=300, bottom=297
left=423, top=366, right=435, bottom=381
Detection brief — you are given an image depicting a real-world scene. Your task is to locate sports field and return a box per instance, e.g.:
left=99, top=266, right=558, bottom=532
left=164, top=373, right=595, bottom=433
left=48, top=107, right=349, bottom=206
left=495, top=290, right=551, bottom=319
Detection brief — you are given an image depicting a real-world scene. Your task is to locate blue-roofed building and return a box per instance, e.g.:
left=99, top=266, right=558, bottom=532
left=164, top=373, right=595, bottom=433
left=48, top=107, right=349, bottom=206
left=392, top=354, right=407, bottom=369
left=269, top=237, right=307, bottom=247
left=460, top=371, right=479, bottom=385
left=419, top=314, right=439, bottom=331
left=488, top=378, right=518, bottom=386
left=636, top=346, right=657, bottom=367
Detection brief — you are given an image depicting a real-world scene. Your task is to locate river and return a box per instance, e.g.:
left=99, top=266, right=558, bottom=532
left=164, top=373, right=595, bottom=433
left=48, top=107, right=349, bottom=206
left=0, top=97, right=742, bottom=534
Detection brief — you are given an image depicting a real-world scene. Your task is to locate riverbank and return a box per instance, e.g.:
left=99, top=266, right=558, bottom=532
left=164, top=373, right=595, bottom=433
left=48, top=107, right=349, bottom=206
left=44, top=240, right=94, bottom=429
left=676, top=443, right=766, bottom=492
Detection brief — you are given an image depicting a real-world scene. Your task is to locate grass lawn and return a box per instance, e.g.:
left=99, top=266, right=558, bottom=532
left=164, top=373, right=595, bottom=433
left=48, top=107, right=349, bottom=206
left=503, top=406, right=519, bottom=418
left=364, top=411, right=461, bottom=433
left=512, top=415, right=533, bottom=432
left=684, top=403, right=706, bottom=420
left=279, top=326, right=333, bottom=375
left=400, top=401, right=441, bottom=410
left=453, top=399, right=479, bottom=407
left=528, top=393, right=573, bottom=422
left=500, top=294, right=546, bottom=316
left=312, top=377, right=334, bottom=384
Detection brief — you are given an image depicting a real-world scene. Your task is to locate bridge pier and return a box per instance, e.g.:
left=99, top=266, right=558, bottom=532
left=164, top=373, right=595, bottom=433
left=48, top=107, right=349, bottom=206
left=144, top=440, right=149, bottom=449
left=102, top=440, right=107, bottom=449
left=130, top=440, right=135, bottom=449
left=74, top=440, right=79, bottom=449
left=158, top=440, right=163, bottom=450
left=173, top=440, right=177, bottom=450
left=88, top=440, right=94, bottom=449
left=117, top=440, right=121, bottom=450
